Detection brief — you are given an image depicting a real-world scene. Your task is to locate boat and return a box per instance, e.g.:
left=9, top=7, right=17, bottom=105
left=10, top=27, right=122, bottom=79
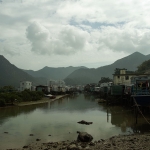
left=45, top=94, right=56, bottom=99
left=131, top=78, right=150, bottom=106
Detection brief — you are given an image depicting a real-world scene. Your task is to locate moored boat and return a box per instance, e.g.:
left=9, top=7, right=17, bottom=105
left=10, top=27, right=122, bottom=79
left=131, top=78, right=150, bottom=106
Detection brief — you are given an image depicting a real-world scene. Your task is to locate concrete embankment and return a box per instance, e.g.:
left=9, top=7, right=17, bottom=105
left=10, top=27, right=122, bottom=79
left=14, top=94, right=69, bottom=106
left=11, top=134, right=150, bottom=150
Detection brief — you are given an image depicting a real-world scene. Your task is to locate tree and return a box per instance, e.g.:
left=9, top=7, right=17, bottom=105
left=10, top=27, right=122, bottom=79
left=0, top=98, right=6, bottom=107
left=0, top=86, right=16, bottom=93
left=136, top=59, right=150, bottom=73
left=99, top=77, right=113, bottom=84
left=21, top=90, right=32, bottom=101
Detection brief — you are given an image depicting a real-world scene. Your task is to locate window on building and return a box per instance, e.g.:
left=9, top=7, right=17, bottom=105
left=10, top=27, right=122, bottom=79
left=22, top=83, right=24, bottom=85
left=125, top=76, right=129, bottom=80
left=118, top=76, right=120, bottom=79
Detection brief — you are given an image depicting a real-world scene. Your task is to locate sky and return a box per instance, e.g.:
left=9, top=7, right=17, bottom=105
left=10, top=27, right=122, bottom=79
left=0, top=0, right=150, bottom=70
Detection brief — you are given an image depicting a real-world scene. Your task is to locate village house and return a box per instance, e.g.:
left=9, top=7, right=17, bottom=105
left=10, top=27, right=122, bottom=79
left=113, top=68, right=150, bottom=85
left=19, top=81, right=32, bottom=91
left=36, top=85, right=50, bottom=94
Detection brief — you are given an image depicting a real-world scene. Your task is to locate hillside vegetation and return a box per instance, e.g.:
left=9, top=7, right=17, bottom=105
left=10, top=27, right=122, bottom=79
left=0, top=55, right=46, bottom=87
left=23, top=66, right=86, bottom=80
left=136, top=59, right=150, bottom=73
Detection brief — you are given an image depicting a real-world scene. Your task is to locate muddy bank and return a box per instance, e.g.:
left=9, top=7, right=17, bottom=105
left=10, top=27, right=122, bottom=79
left=10, top=133, right=150, bottom=150
left=14, top=94, right=69, bottom=106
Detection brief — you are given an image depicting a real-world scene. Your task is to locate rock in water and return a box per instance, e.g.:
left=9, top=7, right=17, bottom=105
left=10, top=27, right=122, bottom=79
left=77, top=120, right=93, bottom=125
left=23, top=146, right=28, bottom=148
left=77, top=131, right=93, bottom=142
left=29, top=134, right=34, bottom=136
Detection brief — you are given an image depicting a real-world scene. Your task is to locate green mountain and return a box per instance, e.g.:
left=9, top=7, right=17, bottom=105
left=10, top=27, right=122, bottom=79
left=0, top=55, right=46, bottom=87
left=1, top=51, right=150, bottom=87
left=64, top=52, right=150, bottom=85
left=23, top=66, right=86, bottom=80
left=136, top=59, right=150, bottom=73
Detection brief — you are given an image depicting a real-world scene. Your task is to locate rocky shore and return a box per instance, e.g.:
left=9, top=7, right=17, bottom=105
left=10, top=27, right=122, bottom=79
left=10, top=133, right=150, bottom=150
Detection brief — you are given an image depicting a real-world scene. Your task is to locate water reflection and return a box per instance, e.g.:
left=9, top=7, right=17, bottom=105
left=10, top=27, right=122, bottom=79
left=106, top=105, right=150, bottom=134
left=0, top=94, right=150, bottom=149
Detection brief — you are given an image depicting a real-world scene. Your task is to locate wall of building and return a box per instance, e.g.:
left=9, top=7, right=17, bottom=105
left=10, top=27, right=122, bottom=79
left=113, top=74, right=150, bottom=85
left=113, top=75, right=134, bottom=85
left=120, top=69, right=126, bottom=74
left=20, top=81, right=32, bottom=91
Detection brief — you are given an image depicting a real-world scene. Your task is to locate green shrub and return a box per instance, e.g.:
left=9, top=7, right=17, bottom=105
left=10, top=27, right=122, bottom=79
left=0, top=98, right=6, bottom=107
left=21, top=91, right=32, bottom=101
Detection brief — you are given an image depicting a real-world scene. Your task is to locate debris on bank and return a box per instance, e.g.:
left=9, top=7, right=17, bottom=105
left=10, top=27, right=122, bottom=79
left=11, top=133, right=150, bottom=150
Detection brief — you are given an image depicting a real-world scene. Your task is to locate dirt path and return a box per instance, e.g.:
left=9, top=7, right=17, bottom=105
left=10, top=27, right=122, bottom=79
left=14, top=94, right=69, bottom=106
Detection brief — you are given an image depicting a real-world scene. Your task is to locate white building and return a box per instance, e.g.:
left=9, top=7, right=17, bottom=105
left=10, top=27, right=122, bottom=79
left=19, top=81, right=32, bottom=91
left=113, top=68, right=150, bottom=85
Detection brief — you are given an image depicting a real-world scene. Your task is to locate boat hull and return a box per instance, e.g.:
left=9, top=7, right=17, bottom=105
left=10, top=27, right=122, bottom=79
left=131, top=95, right=150, bottom=106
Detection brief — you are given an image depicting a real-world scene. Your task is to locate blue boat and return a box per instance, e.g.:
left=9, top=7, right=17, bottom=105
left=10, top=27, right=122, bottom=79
left=131, top=78, right=150, bottom=106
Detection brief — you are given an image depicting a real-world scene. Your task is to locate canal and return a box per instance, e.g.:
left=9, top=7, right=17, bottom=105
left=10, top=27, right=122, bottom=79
left=0, top=93, right=150, bottom=149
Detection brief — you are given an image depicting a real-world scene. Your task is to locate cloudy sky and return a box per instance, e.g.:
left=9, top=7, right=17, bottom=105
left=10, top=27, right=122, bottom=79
left=0, top=0, right=150, bottom=70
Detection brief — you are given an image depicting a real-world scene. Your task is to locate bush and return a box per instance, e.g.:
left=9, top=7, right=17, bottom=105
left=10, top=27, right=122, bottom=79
left=0, top=89, right=44, bottom=104
left=21, top=90, right=32, bottom=101
left=29, top=91, right=44, bottom=101
left=0, top=98, right=6, bottom=107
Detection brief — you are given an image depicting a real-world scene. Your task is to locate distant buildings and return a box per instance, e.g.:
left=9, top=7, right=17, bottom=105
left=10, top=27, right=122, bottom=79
left=19, top=80, right=68, bottom=94
left=49, top=80, right=66, bottom=93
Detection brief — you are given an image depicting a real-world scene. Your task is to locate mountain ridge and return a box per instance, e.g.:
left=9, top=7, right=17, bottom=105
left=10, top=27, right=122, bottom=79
left=0, top=55, right=46, bottom=87
left=64, top=52, right=150, bottom=85
left=0, top=51, right=150, bottom=87
left=23, top=66, right=87, bottom=80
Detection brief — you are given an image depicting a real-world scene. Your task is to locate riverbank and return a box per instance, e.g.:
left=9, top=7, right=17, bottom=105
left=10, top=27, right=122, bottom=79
left=14, top=94, right=69, bottom=106
left=10, top=133, right=150, bottom=150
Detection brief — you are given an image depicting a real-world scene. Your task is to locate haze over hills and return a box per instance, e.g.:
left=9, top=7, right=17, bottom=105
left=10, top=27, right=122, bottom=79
left=64, top=52, right=150, bottom=85
left=0, top=51, right=150, bottom=87
left=23, top=66, right=86, bottom=80
left=0, top=55, right=46, bottom=87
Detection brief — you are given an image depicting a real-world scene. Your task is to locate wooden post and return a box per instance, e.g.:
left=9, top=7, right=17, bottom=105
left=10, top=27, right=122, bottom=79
left=107, top=109, right=109, bottom=122
left=135, top=107, right=138, bottom=124
left=106, top=96, right=108, bottom=105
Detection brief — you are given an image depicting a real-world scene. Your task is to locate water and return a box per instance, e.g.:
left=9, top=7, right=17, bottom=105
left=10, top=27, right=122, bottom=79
left=0, top=93, right=150, bottom=149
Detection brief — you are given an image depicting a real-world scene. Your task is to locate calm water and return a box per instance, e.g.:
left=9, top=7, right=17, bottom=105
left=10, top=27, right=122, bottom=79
left=0, top=94, right=150, bottom=149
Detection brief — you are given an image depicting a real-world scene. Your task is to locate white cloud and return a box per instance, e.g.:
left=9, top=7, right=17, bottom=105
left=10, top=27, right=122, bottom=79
left=2, top=45, right=19, bottom=56
left=26, top=22, right=89, bottom=55
left=96, top=25, right=150, bottom=53
left=1, top=0, right=150, bottom=69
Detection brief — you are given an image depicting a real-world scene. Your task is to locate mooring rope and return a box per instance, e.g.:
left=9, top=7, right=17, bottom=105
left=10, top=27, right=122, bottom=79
left=133, top=97, right=150, bottom=125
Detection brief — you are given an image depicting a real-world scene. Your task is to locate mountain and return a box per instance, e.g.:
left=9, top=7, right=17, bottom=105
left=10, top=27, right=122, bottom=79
left=64, top=52, right=150, bottom=85
left=23, top=66, right=86, bottom=80
left=136, top=59, right=150, bottom=73
left=1, top=51, right=150, bottom=87
left=0, top=55, right=46, bottom=87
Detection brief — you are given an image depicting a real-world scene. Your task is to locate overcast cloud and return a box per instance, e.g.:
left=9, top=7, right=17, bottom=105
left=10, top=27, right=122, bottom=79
left=0, top=0, right=150, bottom=70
